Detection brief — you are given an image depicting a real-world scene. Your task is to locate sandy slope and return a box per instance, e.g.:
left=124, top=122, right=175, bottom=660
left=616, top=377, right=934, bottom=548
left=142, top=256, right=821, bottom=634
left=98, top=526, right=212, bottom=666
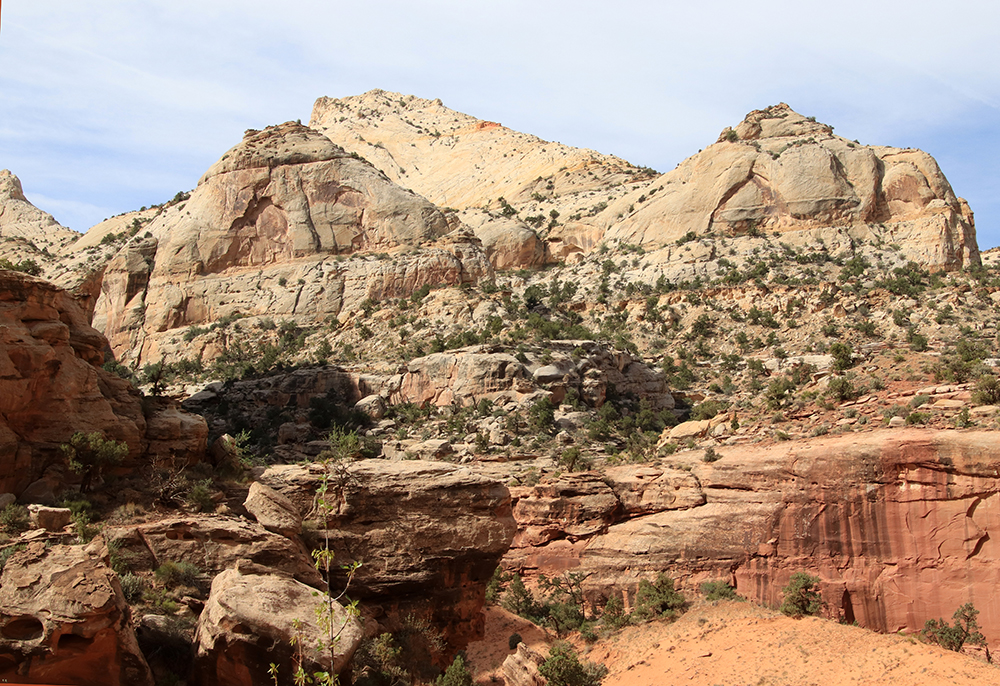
left=467, top=601, right=999, bottom=686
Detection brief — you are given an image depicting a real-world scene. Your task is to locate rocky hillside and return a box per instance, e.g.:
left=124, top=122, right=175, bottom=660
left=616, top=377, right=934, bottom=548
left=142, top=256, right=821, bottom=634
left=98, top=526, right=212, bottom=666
left=1, top=92, right=999, bottom=685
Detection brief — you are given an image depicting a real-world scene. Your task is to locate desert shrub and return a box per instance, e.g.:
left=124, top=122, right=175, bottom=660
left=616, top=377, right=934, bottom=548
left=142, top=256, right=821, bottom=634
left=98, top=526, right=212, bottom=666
left=538, top=642, right=608, bottom=686
left=61, top=431, right=129, bottom=492
left=905, top=411, right=930, bottom=425
left=922, top=603, right=987, bottom=652
left=702, top=447, right=720, bottom=463
left=119, top=572, right=147, bottom=603
left=600, top=593, right=630, bottom=630
left=779, top=572, right=822, bottom=617
left=829, top=342, right=854, bottom=371
left=632, top=573, right=686, bottom=622
left=972, top=374, right=1000, bottom=406
left=501, top=573, right=543, bottom=621
left=826, top=376, right=858, bottom=403
left=435, top=654, right=473, bottom=686
left=353, top=632, right=409, bottom=686
left=0, top=504, right=30, bottom=535
left=485, top=566, right=511, bottom=605
left=508, top=633, right=523, bottom=650
left=155, top=561, right=200, bottom=588
left=186, top=479, right=214, bottom=512
left=701, top=580, right=738, bottom=601
left=0, top=544, right=25, bottom=572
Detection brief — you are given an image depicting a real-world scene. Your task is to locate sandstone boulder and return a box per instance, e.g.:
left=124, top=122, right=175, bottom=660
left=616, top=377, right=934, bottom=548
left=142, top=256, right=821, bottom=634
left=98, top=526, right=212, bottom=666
left=108, top=515, right=322, bottom=588
left=194, top=562, right=363, bottom=686
left=258, top=459, right=517, bottom=655
left=501, top=642, right=547, bottom=686
left=0, top=540, right=153, bottom=686
left=244, top=481, right=303, bottom=537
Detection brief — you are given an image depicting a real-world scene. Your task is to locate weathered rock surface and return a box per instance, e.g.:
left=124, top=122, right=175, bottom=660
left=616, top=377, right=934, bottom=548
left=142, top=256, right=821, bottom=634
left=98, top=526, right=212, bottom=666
left=400, top=341, right=674, bottom=410
left=508, top=430, right=1000, bottom=645
left=244, top=481, right=302, bottom=537
left=258, top=459, right=517, bottom=655
left=90, top=122, right=493, bottom=365
left=0, top=539, right=153, bottom=686
left=0, top=169, right=78, bottom=270
left=108, top=515, right=322, bottom=588
left=310, top=90, right=647, bottom=270
left=601, top=104, right=978, bottom=271
left=0, top=270, right=205, bottom=497
left=194, top=562, right=363, bottom=686
left=501, top=642, right=547, bottom=686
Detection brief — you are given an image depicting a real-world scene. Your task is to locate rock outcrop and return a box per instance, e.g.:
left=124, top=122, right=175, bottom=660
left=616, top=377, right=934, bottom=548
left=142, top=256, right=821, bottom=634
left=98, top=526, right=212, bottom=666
left=91, top=122, right=493, bottom=365
left=0, top=539, right=153, bottom=686
left=258, top=459, right=517, bottom=656
left=601, top=104, right=978, bottom=270
left=108, top=516, right=323, bottom=588
left=0, top=170, right=78, bottom=269
left=0, top=270, right=206, bottom=498
left=506, top=430, right=1000, bottom=644
left=194, top=562, right=363, bottom=686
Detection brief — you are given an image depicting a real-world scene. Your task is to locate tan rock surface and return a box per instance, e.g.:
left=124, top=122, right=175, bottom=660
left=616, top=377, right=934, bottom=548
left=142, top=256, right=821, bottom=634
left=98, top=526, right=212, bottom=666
left=194, top=563, right=363, bottom=686
left=0, top=540, right=153, bottom=686
left=0, top=169, right=78, bottom=270
left=91, top=121, right=493, bottom=365
left=601, top=104, right=978, bottom=271
left=109, top=515, right=323, bottom=588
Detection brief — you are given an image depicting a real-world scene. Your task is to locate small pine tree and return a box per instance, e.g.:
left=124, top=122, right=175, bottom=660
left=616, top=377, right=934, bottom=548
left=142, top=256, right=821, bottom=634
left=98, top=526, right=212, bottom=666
left=435, top=653, right=472, bottom=686
left=538, top=642, right=607, bottom=686
left=922, top=602, right=987, bottom=652
left=779, top=572, right=822, bottom=617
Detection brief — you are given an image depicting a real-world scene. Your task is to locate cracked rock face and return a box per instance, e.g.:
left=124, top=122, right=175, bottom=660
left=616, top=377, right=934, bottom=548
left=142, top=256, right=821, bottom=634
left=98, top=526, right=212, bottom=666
left=505, top=429, right=1000, bottom=643
left=92, top=122, right=493, bottom=365
left=0, top=540, right=153, bottom=686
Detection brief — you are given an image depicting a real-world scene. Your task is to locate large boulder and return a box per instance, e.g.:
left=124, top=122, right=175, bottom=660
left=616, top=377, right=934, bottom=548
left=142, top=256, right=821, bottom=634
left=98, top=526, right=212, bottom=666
left=194, top=562, right=363, bottom=686
left=258, top=459, right=517, bottom=656
left=108, top=515, right=322, bottom=588
left=0, top=540, right=153, bottom=686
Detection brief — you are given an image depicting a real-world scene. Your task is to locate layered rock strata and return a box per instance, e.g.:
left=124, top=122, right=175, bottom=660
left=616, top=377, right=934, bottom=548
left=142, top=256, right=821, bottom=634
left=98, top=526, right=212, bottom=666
left=0, top=270, right=205, bottom=498
left=504, top=430, right=1000, bottom=644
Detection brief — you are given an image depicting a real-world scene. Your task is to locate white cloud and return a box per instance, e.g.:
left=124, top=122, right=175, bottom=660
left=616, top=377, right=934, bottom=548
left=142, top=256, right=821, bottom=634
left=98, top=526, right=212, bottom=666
left=2, top=0, right=998, bottom=244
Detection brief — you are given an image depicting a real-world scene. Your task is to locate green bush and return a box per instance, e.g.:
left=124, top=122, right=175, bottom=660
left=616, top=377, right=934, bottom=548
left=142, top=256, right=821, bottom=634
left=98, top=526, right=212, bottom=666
left=701, top=580, right=738, bottom=601
left=61, top=431, right=129, bottom=492
left=631, top=573, right=686, bottom=622
left=435, top=654, right=473, bottom=686
left=972, top=374, right=1000, bottom=406
left=538, top=642, right=607, bottom=686
left=155, top=560, right=201, bottom=589
left=922, top=603, right=987, bottom=652
left=779, top=572, right=822, bottom=617
left=0, top=504, right=30, bottom=535
left=829, top=342, right=854, bottom=371
left=508, top=633, right=522, bottom=650
left=119, top=572, right=147, bottom=603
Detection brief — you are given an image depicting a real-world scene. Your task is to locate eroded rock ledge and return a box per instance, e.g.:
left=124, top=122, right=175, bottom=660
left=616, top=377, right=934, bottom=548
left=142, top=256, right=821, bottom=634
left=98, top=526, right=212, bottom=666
left=502, top=429, right=1000, bottom=643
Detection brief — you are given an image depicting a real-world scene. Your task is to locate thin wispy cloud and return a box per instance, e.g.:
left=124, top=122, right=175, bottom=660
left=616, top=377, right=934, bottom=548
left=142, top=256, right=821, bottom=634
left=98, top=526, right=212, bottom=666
left=2, top=1, right=997, bottom=245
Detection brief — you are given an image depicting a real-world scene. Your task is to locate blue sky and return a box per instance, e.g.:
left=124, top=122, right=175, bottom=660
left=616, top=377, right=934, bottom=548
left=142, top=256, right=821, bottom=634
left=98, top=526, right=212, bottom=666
left=3, top=1, right=998, bottom=248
